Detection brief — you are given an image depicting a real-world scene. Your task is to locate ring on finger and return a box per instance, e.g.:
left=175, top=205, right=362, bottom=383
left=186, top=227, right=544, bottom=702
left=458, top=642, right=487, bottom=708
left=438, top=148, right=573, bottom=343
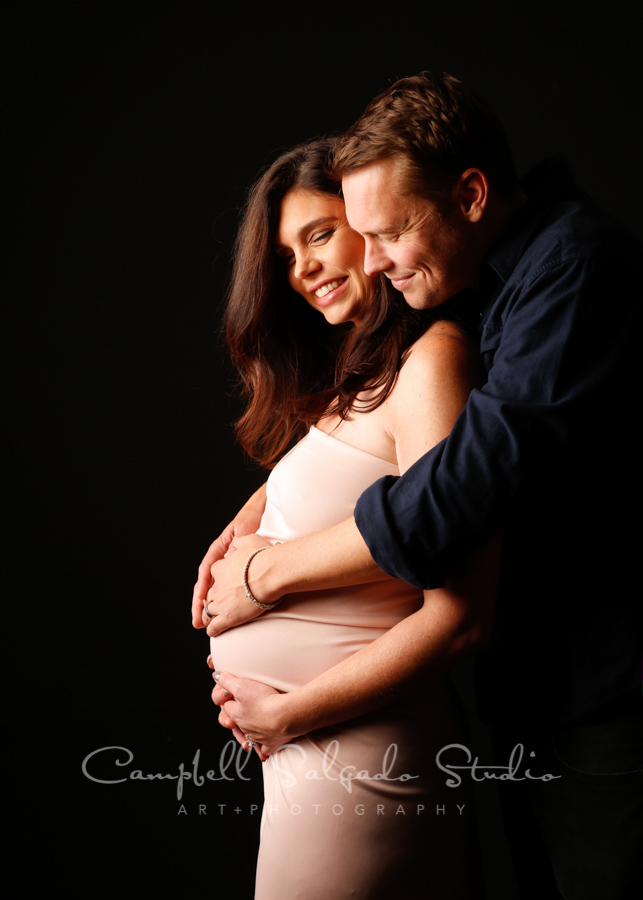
left=203, top=601, right=214, bottom=620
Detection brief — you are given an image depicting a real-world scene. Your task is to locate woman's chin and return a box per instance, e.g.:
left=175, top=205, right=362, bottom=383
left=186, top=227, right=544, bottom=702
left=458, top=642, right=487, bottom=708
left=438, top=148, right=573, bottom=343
left=320, top=305, right=355, bottom=326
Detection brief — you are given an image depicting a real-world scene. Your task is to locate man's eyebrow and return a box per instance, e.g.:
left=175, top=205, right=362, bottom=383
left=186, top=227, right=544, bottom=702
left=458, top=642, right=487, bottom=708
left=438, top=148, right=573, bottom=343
left=361, top=223, right=402, bottom=238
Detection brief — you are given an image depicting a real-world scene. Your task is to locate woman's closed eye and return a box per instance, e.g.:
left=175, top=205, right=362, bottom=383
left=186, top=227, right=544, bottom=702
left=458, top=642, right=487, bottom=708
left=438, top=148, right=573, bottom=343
left=310, top=228, right=335, bottom=245
left=276, top=232, right=333, bottom=266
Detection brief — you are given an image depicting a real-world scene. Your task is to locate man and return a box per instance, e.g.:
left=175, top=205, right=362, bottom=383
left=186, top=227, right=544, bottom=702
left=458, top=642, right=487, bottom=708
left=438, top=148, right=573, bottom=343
left=193, top=73, right=641, bottom=897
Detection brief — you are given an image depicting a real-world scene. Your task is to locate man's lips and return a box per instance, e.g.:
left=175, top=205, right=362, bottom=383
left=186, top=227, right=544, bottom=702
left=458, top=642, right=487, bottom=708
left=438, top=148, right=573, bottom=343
left=389, top=273, right=415, bottom=290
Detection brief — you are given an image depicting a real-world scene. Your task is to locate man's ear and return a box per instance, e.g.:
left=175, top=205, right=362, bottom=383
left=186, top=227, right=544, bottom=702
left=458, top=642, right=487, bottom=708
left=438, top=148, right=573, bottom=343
left=456, top=169, right=489, bottom=222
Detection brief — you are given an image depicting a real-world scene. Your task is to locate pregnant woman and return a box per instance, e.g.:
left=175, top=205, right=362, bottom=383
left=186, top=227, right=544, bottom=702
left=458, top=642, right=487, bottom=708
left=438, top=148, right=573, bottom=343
left=201, top=138, right=497, bottom=898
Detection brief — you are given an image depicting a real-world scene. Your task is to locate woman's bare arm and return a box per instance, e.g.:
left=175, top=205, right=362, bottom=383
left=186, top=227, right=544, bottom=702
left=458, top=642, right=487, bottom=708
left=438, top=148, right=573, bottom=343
left=191, top=482, right=267, bottom=628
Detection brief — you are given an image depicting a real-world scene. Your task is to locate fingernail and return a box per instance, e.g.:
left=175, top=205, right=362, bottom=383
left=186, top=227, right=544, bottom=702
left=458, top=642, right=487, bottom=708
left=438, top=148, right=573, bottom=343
left=213, top=673, right=220, bottom=682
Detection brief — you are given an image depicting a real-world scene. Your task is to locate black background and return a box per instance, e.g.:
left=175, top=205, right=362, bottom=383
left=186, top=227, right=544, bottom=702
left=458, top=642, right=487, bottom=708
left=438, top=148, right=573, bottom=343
left=14, top=2, right=641, bottom=896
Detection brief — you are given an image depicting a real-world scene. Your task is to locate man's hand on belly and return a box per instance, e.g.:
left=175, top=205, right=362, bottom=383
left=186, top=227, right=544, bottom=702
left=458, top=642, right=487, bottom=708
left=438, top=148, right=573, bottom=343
left=212, top=670, right=300, bottom=761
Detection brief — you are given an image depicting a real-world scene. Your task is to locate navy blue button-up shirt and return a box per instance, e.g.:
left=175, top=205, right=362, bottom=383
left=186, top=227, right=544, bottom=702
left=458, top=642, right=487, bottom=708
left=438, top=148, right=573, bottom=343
left=354, top=159, right=642, bottom=725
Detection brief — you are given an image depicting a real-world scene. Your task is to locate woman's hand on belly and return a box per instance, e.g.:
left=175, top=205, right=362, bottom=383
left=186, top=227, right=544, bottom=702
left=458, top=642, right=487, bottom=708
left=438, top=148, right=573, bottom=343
left=205, top=654, right=252, bottom=752
left=212, top=671, right=300, bottom=760
left=191, top=483, right=268, bottom=629
left=204, top=534, right=272, bottom=635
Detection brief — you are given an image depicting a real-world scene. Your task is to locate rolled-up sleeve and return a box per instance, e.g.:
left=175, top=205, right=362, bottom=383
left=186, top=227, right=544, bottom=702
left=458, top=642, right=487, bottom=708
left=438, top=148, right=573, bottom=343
left=355, top=250, right=636, bottom=588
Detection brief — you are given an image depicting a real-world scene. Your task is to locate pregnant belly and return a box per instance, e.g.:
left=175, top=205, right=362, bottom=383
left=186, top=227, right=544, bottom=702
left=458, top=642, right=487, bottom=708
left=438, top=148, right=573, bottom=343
left=210, top=614, right=390, bottom=694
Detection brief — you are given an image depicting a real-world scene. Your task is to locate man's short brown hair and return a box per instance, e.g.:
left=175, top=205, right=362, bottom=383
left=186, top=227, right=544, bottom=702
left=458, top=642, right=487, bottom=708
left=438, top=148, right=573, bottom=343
left=334, top=71, right=518, bottom=204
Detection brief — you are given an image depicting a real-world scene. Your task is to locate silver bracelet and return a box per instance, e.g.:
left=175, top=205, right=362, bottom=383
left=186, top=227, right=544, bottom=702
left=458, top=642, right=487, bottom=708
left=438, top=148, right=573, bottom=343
left=243, top=546, right=281, bottom=611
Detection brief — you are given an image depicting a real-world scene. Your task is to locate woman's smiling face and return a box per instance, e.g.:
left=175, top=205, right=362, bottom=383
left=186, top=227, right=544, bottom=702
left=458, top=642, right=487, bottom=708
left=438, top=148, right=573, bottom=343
left=275, top=189, right=374, bottom=326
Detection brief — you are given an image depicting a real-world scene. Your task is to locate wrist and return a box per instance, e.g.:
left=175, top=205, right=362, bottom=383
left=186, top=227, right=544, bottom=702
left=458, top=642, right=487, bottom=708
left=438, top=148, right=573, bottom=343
left=272, top=689, right=308, bottom=740
left=250, top=544, right=289, bottom=606
left=243, top=547, right=282, bottom=610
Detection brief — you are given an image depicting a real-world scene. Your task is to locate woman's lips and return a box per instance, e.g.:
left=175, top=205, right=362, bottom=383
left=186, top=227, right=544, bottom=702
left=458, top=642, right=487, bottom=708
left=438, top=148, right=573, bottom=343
left=312, top=277, right=348, bottom=306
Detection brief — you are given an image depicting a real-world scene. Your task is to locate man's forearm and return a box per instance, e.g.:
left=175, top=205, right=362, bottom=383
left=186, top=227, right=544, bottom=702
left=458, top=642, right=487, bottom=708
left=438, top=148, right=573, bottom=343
left=213, top=538, right=498, bottom=746
left=272, top=575, right=491, bottom=738
left=250, top=517, right=390, bottom=605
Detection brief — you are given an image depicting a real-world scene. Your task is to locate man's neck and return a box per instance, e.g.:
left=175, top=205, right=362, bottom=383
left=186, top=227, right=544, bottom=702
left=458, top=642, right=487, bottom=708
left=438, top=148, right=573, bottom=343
left=478, top=188, right=528, bottom=264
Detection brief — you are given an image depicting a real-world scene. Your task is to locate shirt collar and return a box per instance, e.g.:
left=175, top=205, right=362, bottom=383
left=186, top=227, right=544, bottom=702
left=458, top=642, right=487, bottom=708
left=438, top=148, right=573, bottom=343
left=484, top=157, right=575, bottom=285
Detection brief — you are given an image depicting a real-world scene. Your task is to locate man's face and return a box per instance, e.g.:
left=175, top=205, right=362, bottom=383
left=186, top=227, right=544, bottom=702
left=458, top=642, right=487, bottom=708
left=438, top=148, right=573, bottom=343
left=342, top=156, right=478, bottom=309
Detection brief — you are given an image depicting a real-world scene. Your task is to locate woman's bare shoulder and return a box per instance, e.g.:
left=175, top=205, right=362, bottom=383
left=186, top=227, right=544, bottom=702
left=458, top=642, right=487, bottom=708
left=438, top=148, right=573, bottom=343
left=398, top=320, right=480, bottom=387
left=384, top=321, right=480, bottom=470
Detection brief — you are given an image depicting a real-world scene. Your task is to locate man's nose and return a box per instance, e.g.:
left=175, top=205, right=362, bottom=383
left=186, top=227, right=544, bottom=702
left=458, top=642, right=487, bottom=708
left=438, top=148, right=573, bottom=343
left=363, top=239, right=389, bottom=276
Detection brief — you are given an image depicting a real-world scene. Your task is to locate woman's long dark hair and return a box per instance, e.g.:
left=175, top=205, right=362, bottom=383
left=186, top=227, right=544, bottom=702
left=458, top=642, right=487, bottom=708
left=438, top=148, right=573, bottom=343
left=225, top=137, right=435, bottom=468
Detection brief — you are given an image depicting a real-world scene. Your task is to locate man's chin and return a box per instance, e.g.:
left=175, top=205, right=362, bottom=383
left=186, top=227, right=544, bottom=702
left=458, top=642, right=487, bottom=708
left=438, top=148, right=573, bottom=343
left=402, top=289, right=445, bottom=310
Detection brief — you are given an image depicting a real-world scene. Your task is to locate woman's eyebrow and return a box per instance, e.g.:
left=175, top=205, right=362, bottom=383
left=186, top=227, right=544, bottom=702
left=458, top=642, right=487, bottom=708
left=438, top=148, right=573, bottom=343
left=296, top=216, right=336, bottom=240
left=275, top=216, right=337, bottom=253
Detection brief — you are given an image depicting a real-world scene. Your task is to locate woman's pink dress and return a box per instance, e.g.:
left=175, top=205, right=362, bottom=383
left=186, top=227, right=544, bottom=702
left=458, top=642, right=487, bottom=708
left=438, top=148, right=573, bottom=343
left=211, top=427, right=480, bottom=898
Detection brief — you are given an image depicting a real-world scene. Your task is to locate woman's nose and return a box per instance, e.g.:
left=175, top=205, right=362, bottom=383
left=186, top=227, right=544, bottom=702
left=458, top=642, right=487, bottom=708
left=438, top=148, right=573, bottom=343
left=294, top=251, right=321, bottom=281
